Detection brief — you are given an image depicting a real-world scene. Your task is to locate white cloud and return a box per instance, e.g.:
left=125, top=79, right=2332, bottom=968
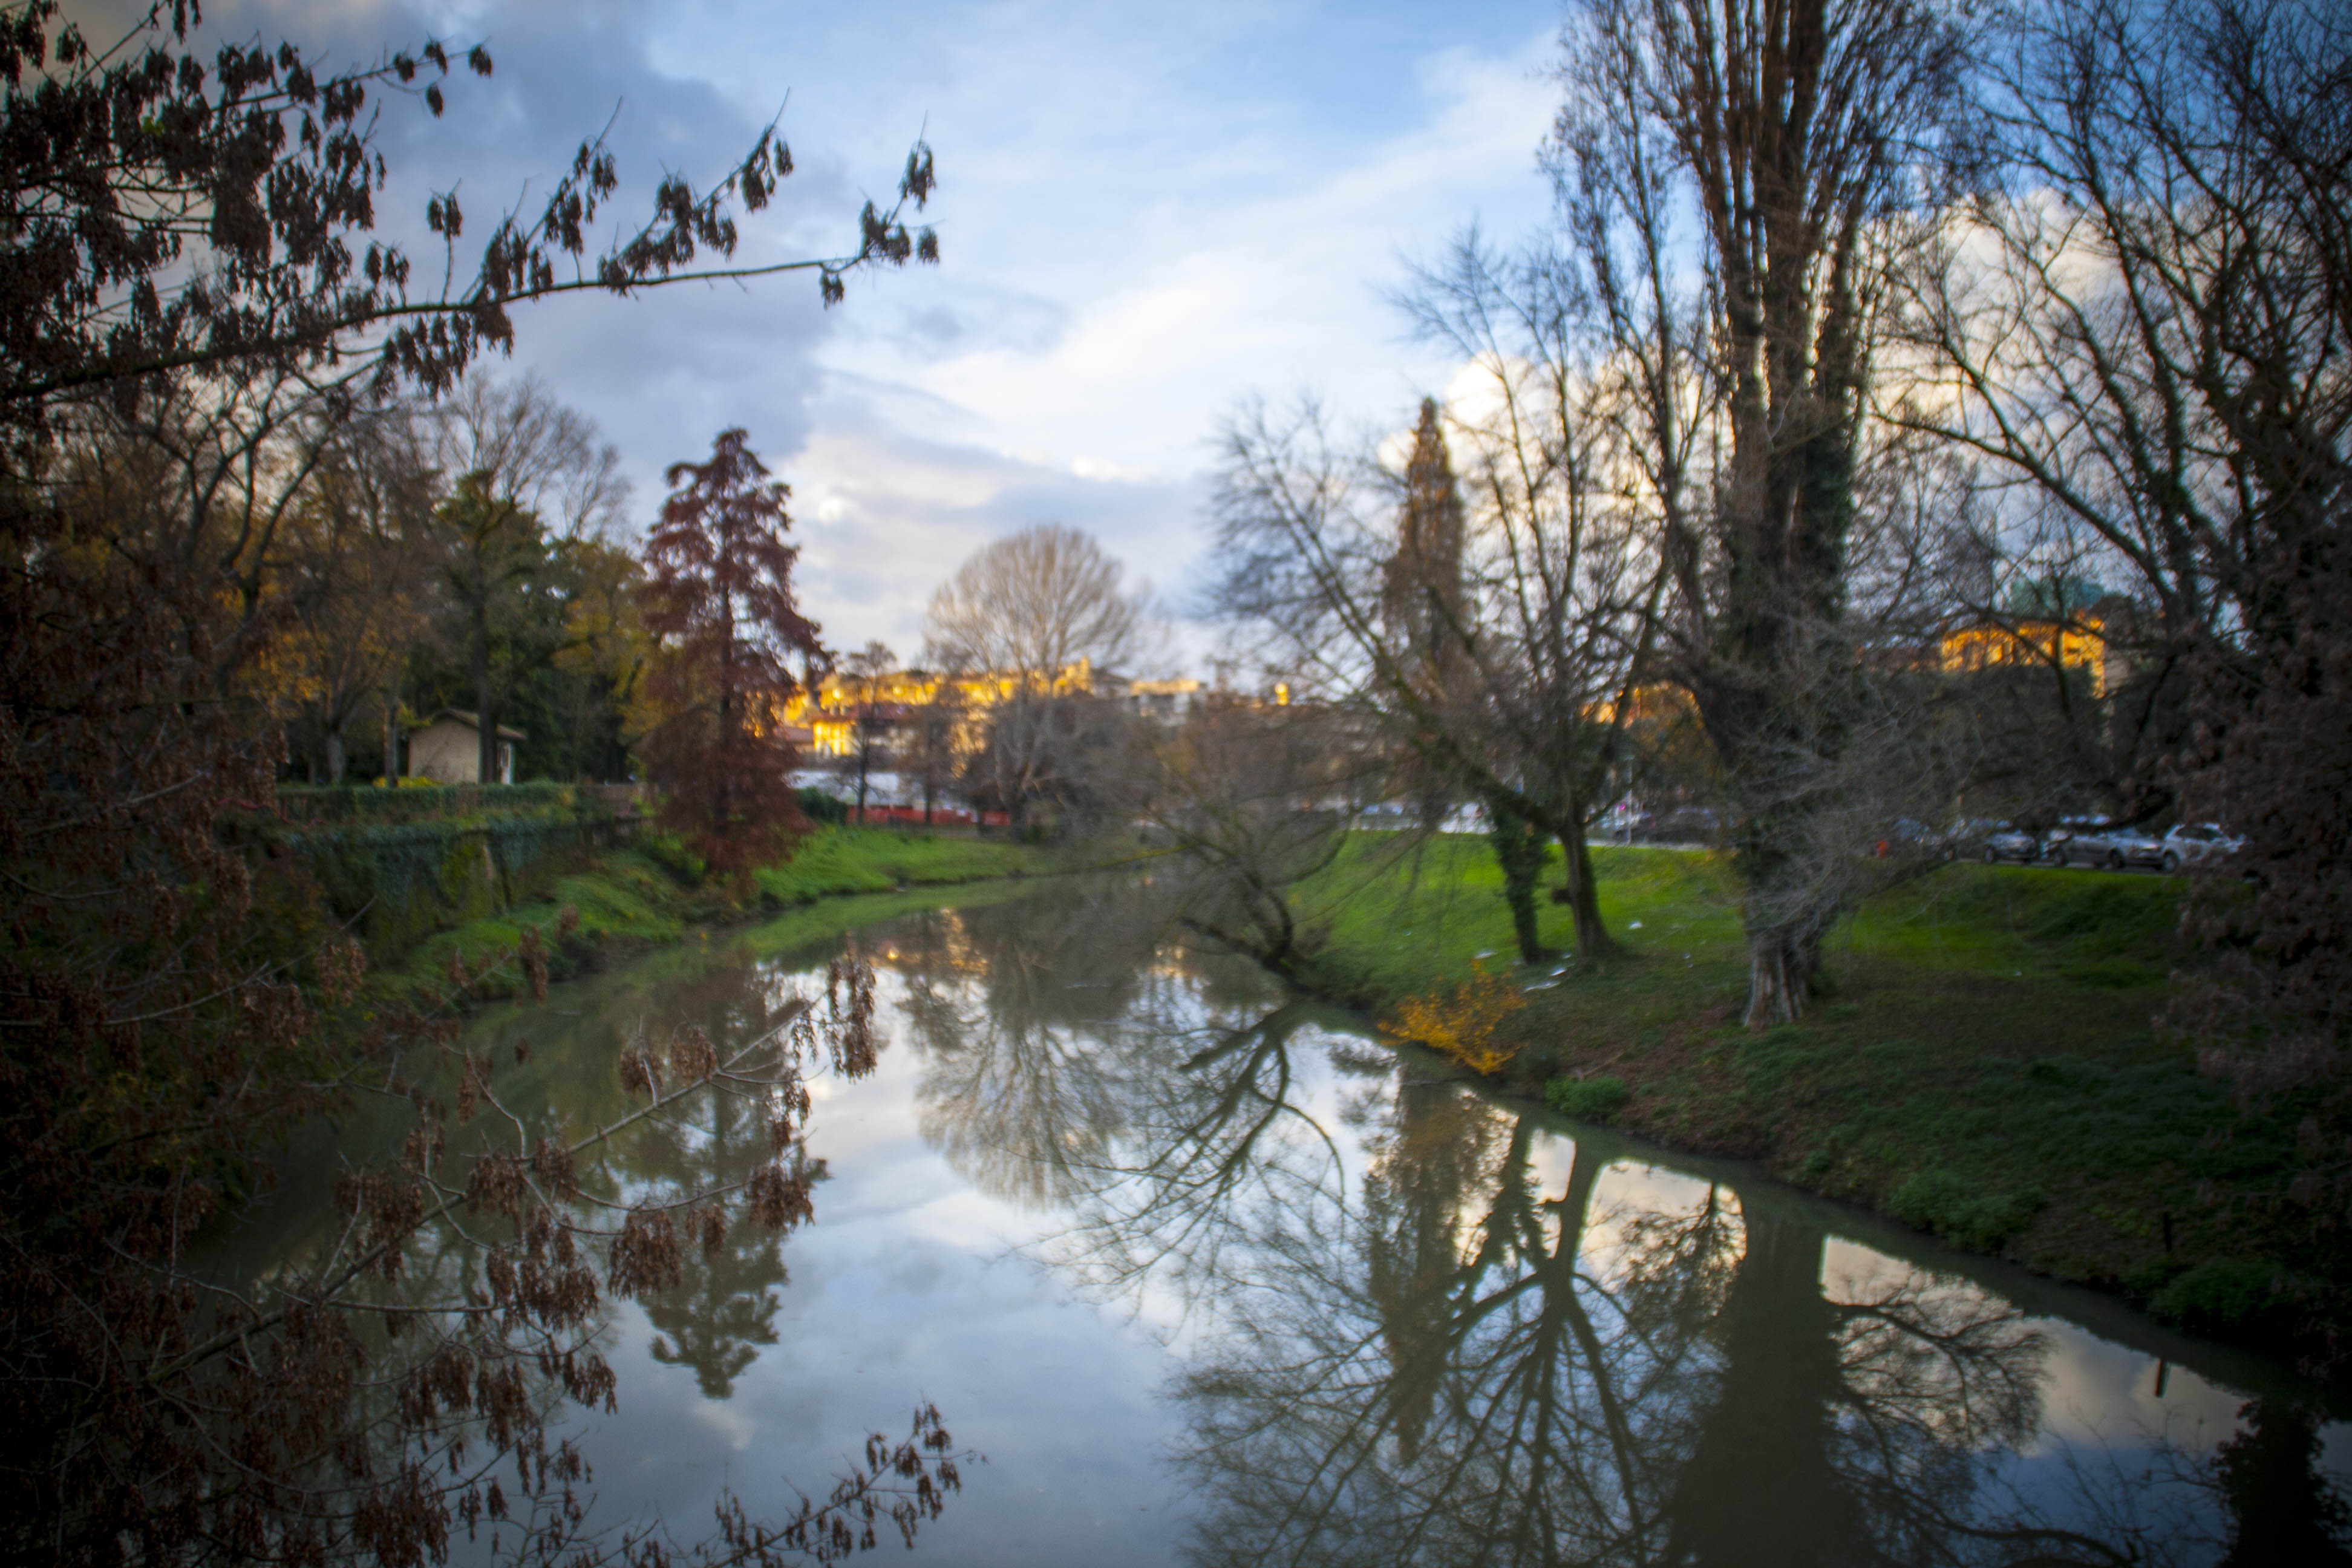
left=163, top=0, right=1570, bottom=659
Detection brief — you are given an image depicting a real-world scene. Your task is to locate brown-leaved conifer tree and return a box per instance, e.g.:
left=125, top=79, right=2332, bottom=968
left=641, top=430, right=826, bottom=871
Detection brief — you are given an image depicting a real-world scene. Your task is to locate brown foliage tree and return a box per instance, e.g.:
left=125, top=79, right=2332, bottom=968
left=640, top=430, right=826, bottom=871
left=1, top=4, right=960, bottom=1555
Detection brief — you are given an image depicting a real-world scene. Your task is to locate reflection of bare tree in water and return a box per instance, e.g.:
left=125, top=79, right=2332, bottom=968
left=889, top=887, right=1226, bottom=1210
left=1661, top=1201, right=2060, bottom=1567
left=1175, top=1096, right=1726, bottom=1566
left=884, top=906, right=2350, bottom=1565
left=1155, top=1079, right=2105, bottom=1568
left=1053, top=997, right=1343, bottom=1312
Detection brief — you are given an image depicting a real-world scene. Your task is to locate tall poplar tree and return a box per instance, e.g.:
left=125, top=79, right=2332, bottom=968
left=1387, top=403, right=1543, bottom=961
left=1553, top=0, right=1970, bottom=1024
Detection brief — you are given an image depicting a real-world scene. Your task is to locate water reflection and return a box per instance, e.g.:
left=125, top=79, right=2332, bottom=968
left=862, top=892, right=2348, bottom=1566
left=313, top=883, right=2352, bottom=1566
left=612, top=962, right=803, bottom=1396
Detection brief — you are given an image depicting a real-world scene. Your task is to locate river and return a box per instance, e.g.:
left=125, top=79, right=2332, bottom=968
left=228, top=876, right=2350, bottom=1565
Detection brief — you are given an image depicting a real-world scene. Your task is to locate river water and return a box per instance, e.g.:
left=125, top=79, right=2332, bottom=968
left=246, top=878, right=2348, bottom=1564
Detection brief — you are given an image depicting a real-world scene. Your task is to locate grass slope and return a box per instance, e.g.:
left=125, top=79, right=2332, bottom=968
left=1293, top=835, right=2314, bottom=1345
left=374, top=827, right=1049, bottom=1004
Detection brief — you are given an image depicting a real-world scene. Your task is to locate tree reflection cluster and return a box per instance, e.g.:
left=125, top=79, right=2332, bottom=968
left=868, top=891, right=2351, bottom=1566
left=234, top=943, right=972, bottom=1566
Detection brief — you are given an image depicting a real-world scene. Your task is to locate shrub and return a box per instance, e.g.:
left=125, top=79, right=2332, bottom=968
left=1383, top=968, right=1528, bottom=1076
left=797, top=786, right=849, bottom=825
left=2152, top=1256, right=2284, bottom=1334
left=1546, top=1074, right=1631, bottom=1123
left=1889, top=1168, right=2045, bottom=1252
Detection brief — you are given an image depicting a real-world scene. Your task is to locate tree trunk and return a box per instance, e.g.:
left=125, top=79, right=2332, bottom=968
left=1485, top=795, right=1549, bottom=965
left=1552, top=825, right=1612, bottom=960
left=472, top=598, right=496, bottom=786
left=325, top=728, right=346, bottom=784
left=384, top=676, right=400, bottom=783
left=1743, top=920, right=1823, bottom=1030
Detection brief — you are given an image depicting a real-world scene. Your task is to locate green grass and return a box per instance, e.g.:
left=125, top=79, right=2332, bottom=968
left=1295, top=836, right=2320, bottom=1335
left=373, top=826, right=1053, bottom=1004
left=751, top=826, right=1042, bottom=906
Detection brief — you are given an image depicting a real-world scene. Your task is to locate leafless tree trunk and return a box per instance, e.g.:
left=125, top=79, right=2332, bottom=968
left=1551, top=0, right=1973, bottom=1025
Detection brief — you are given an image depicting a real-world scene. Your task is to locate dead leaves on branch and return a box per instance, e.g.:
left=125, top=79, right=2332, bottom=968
left=122, top=944, right=906, bottom=1563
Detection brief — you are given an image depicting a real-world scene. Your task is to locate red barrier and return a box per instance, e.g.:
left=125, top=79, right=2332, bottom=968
left=846, top=805, right=1008, bottom=828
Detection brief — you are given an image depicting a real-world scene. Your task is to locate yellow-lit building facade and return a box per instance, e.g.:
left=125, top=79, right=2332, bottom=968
left=1938, top=616, right=2125, bottom=697
left=787, top=659, right=1179, bottom=757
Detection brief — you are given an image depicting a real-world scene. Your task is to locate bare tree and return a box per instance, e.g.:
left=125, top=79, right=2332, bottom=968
left=923, top=524, right=1148, bottom=833
left=924, top=522, right=1145, bottom=681
left=428, top=375, right=630, bottom=781
left=1548, top=0, right=1976, bottom=1024
left=1112, top=699, right=1375, bottom=982
left=1399, top=241, right=1681, bottom=956
left=1210, top=369, right=1658, bottom=964
left=837, top=640, right=898, bottom=820
left=1891, top=0, right=2350, bottom=804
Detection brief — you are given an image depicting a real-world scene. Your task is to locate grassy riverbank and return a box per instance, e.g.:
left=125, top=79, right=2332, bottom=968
left=372, top=826, right=1051, bottom=1003
left=1293, top=835, right=2323, bottom=1351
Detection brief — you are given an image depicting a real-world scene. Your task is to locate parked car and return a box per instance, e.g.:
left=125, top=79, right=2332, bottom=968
left=1644, top=805, right=1723, bottom=845
left=2153, top=822, right=2244, bottom=872
left=2045, top=818, right=2160, bottom=870
left=2042, top=817, right=2111, bottom=867
left=2102, top=826, right=2163, bottom=869
left=1973, top=820, right=2040, bottom=864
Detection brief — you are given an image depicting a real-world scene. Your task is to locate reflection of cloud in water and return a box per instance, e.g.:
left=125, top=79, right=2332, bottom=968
left=507, top=886, right=2352, bottom=1566
left=2022, top=1318, right=2241, bottom=1455
left=1583, top=1156, right=1723, bottom=1273
left=892, top=1189, right=1037, bottom=1255
left=689, top=1396, right=759, bottom=1453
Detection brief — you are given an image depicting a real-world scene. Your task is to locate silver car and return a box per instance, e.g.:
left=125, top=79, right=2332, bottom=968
left=2152, top=822, right=2243, bottom=873
left=2044, top=818, right=2151, bottom=869
left=1973, top=820, right=2040, bottom=863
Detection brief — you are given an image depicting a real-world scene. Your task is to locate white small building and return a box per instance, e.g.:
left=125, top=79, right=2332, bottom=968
left=405, top=710, right=524, bottom=784
left=1125, top=677, right=1204, bottom=724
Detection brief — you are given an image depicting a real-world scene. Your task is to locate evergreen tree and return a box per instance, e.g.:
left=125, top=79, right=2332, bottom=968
left=1385, top=399, right=1473, bottom=835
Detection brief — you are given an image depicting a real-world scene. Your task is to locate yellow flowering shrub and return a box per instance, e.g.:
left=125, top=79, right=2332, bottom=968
left=1382, top=965, right=1529, bottom=1076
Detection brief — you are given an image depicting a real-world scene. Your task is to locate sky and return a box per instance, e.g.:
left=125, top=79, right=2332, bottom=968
left=175, top=0, right=1570, bottom=667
